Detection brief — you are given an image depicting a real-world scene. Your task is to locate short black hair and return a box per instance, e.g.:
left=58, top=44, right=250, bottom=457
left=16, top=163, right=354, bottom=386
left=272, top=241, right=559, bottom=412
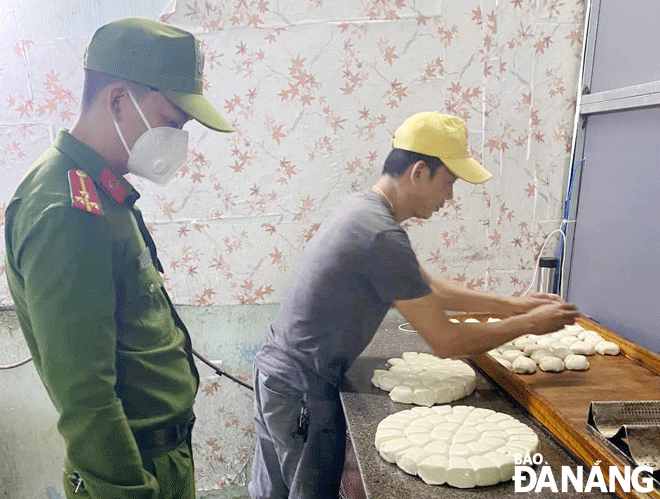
left=382, top=148, right=443, bottom=178
left=80, top=69, right=155, bottom=111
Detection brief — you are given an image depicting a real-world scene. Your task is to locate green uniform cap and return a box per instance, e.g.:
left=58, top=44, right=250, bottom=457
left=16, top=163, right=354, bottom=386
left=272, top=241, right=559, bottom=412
left=84, top=18, right=234, bottom=133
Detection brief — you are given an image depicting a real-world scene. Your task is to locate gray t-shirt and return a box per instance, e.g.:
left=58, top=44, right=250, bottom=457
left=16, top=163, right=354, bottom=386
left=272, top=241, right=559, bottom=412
left=253, top=190, right=432, bottom=392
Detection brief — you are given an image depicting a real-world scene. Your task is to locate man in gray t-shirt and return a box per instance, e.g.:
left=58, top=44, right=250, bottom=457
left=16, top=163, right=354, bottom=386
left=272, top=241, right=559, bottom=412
left=255, top=188, right=430, bottom=393
left=249, top=112, right=579, bottom=499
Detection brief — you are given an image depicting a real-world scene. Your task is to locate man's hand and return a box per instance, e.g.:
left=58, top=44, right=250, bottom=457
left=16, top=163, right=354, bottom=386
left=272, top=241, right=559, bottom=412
left=522, top=301, right=580, bottom=335
left=507, top=293, right=564, bottom=316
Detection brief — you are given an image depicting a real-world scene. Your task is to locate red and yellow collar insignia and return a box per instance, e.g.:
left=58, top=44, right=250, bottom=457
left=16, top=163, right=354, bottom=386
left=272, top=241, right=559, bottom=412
left=68, top=169, right=103, bottom=216
left=99, top=167, right=127, bottom=203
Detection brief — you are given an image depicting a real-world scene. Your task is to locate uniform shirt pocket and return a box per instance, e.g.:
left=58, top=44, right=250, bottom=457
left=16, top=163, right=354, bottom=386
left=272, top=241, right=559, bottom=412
left=116, top=253, right=174, bottom=349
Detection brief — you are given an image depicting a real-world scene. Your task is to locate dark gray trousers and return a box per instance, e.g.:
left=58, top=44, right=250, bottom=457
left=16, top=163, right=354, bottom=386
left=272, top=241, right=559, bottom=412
left=248, top=368, right=346, bottom=499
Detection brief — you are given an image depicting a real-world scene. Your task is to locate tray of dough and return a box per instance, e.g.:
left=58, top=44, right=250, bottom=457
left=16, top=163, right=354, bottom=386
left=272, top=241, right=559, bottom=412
left=466, top=315, right=660, bottom=499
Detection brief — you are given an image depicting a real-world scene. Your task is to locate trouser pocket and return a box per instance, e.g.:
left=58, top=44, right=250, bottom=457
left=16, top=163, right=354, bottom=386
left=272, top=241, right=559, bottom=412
left=62, top=460, right=90, bottom=498
left=148, top=437, right=195, bottom=499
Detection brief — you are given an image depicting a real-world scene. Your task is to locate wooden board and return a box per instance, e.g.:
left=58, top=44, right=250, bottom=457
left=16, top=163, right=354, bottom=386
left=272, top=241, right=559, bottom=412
left=466, top=315, right=660, bottom=499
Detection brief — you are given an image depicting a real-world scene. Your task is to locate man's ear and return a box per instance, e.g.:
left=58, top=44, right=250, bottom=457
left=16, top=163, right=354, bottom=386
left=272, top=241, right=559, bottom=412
left=106, top=84, right=128, bottom=122
left=409, top=160, right=427, bottom=185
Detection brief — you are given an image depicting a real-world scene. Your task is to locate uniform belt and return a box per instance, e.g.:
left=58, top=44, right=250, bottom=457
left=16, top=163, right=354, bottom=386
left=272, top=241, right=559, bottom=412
left=133, top=415, right=196, bottom=450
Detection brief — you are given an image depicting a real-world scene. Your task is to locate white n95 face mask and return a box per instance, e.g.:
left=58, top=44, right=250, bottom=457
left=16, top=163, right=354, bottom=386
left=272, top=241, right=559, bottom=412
left=113, top=90, right=189, bottom=186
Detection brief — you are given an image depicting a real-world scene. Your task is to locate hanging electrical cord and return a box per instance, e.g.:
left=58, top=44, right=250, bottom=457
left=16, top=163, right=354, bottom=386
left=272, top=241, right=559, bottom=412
left=521, top=228, right=568, bottom=296
left=0, top=356, right=32, bottom=370
left=554, top=157, right=585, bottom=297
left=0, top=349, right=254, bottom=392
left=0, top=307, right=32, bottom=369
left=192, top=349, right=254, bottom=391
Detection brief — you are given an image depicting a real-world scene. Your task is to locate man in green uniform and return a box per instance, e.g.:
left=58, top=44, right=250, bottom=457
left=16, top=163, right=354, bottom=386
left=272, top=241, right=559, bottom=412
left=4, top=18, right=233, bottom=498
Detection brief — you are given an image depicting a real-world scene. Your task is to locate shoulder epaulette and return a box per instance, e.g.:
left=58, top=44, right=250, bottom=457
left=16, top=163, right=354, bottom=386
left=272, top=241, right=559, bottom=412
left=68, top=169, right=103, bottom=216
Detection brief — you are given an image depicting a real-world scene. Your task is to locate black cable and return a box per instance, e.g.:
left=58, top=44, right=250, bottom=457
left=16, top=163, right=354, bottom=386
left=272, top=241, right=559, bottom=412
left=192, top=348, right=254, bottom=391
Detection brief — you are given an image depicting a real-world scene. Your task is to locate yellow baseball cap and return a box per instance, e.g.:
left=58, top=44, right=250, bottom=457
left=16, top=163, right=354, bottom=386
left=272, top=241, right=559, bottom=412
left=392, top=112, right=491, bottom=184
left=84, top=18, right=234, bottom=133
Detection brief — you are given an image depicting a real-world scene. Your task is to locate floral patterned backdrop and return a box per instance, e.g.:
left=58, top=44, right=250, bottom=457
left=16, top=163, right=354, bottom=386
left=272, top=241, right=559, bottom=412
left=0, top=0, right=586, bottom=495
left=0, top=0, right=585, bottom=307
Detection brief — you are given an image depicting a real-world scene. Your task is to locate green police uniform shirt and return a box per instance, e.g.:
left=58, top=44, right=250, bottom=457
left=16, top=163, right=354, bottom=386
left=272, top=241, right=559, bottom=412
left=4, top=129, right=199, bottom=498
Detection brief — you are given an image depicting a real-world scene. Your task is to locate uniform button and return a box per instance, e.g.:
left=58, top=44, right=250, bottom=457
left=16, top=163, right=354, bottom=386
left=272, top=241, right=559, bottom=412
left=149, top=283, right=156, bottom=293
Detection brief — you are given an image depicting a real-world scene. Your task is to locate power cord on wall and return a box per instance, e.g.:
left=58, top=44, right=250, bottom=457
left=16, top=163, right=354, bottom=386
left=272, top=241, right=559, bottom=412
left=521, top=227, right=569, bottom=297
left=554, top=158, right=585, bottom=297
left=192, top=349, right=254, bottom=391
left=0, top=356, right=32, bottom=370
left=0, top=308, right=252, bottom=391
left=0, top=345, right=253, bottom=392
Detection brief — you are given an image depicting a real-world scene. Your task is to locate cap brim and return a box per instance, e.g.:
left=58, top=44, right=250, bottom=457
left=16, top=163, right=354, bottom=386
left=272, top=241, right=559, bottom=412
left=161, top=89, right=235, bottom=133
left=443, top=156, right=492, bottom=184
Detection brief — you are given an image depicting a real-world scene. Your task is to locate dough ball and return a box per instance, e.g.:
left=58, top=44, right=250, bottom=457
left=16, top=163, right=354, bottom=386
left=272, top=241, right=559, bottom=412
left=549, top=346, right=573, bottom=360
left=595, top=341, right=620, bottom=356
left=559, top=335, right=579, bottom=346
left=562, top=324, right=585, bottom=335
left=578, top=330, right=602, bottom=342
left=501, top=350, right=525, bottom=363
left=496, top=358, right=513, bottom=372
left=523, top=344, right=545, bottom=356
left=570, top=341, right=595, bottom=355
left=564, top=354, right=589, bottom=371
left=513, top=337, right=535, bottom=350
left=529, top=348, right=554, bottom=363
left=512, top=356, right=536, bottom=374
left=464, top=318, right=480, bottom=323
left=584, top=337, right=605, bottom=350
left=538, top=356, right=565, bottom=372
left=487, top=317, right=502, bottom=323
left=536, top=337, right=555, bottom=348
left=498, top=343, right=519, bottom=353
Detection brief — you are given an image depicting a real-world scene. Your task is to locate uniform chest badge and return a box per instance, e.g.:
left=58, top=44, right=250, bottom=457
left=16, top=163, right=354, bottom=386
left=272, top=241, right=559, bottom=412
left=68, top=169, right=103, bottom=216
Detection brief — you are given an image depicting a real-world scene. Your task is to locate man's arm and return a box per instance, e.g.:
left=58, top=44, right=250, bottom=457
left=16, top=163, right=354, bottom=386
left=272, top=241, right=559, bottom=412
left=419, top=266, right=563, bottom=316
left=395, top=292, right=579, bottom=358
left=19, top=207, right=158, bottom=499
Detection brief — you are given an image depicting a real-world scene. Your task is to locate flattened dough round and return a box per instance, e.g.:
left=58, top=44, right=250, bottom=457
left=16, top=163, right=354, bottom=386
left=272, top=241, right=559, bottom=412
left=372, top=352, right=476, bottom=406
left=375, top=405, right=538, bottom=488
